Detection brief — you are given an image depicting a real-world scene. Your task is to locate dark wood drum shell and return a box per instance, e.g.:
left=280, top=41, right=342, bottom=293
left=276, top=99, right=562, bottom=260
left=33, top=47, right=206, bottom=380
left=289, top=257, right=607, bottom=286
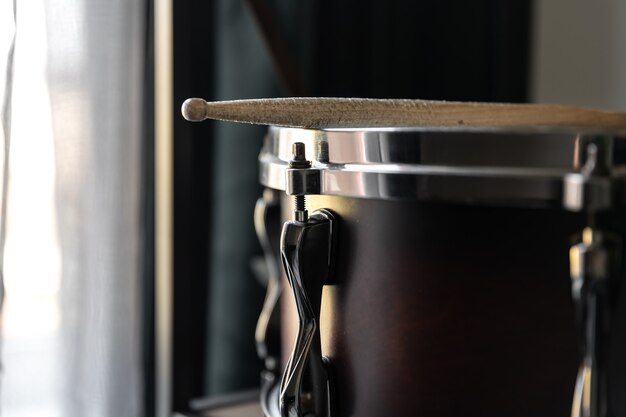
left=279, top=195, right=626, bottom=417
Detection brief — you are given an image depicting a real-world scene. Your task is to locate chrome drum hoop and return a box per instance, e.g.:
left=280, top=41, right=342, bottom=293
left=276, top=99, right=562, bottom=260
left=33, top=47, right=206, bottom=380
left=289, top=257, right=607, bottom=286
left=258, top=126, right=626, bottom=208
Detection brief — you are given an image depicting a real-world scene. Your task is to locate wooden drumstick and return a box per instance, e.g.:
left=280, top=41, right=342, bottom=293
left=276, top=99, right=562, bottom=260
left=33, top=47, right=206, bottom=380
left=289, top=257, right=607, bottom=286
left=181, top=97, right=626, bottom=131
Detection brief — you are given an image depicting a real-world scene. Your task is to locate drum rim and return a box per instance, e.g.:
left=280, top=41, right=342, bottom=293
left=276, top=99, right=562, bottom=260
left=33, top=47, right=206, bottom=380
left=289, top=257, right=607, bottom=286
left=259, top=126, right=626, bottom=207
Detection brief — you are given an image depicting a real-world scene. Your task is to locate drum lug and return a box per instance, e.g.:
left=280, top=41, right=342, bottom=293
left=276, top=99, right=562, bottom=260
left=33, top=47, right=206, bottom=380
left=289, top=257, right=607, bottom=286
left=563, top=137, right=613, bottom=212
left=569, top=228, right=622, bottom=417
left=285, top=142, right=322, bottom=197
left=254, top=189, right=283, bottom=417
left=286, top=168, right=323, bottom=197
left=279, top=208, right=336, bottom=417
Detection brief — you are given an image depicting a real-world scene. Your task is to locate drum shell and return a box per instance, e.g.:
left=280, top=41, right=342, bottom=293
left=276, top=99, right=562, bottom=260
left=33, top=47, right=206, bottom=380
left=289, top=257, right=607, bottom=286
left=278, top=194, right=626, bottom=417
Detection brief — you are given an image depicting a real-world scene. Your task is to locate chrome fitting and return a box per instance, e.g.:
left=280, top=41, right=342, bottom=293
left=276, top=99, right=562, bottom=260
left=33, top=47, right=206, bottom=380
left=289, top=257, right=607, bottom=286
left=563, top=139, right=613, bottom=212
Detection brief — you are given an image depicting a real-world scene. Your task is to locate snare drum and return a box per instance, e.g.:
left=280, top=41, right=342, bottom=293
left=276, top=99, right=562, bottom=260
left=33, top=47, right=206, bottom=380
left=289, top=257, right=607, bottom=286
left=254, top=127, right=626, bottom=417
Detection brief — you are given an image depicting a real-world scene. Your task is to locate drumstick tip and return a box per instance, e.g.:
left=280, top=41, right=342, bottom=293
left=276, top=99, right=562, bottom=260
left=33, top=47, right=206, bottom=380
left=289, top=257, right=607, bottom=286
left=181, top=98, right=208, bottom=121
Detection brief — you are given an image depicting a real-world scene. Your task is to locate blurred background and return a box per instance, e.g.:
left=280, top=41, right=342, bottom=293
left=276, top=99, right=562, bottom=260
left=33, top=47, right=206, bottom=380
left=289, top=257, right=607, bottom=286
left=0, top=0, right=625, bottom=416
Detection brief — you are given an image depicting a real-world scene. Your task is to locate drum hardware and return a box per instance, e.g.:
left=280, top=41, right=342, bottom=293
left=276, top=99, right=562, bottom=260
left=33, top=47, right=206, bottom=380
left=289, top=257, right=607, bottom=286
left=287, top=142, right=313, bottom=223
left=258, top=127, right=626, bottom=207
left=254, top=188, right=283, bottom=417
left=278, top=143, right=336, bottom=417
left=563, top=137, right=613, bottom=213
left=565, top=139, right=623, bottom=417
left=284, top=142, right=322, bottom=203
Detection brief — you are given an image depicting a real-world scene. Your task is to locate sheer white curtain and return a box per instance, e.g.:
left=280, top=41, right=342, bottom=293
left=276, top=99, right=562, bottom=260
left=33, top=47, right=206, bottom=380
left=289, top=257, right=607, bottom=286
left=1, top=0, right=145, bottom=416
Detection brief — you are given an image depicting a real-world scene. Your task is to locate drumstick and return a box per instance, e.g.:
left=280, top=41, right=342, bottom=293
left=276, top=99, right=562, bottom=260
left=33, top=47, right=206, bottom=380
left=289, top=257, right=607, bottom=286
left=181, top=97, right=626, bottom=131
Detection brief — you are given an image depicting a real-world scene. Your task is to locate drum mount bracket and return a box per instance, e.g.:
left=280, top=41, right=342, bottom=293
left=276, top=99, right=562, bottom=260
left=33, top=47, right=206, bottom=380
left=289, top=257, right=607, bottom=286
left=279, top=209, right=335, bottom=417
left=275, top=143, right=336, bottom=417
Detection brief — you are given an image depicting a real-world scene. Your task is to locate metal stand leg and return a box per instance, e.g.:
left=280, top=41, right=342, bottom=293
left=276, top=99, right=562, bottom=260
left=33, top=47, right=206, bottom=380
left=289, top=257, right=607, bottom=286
left=570, top=228, right=621, bottom=417
left=564, top=138, right=622, bottom=417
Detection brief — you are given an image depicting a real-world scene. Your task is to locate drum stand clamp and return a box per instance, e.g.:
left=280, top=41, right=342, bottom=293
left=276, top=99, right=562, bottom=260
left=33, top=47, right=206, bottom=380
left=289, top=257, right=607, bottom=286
left=564, top=138, right=623, bottom=417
